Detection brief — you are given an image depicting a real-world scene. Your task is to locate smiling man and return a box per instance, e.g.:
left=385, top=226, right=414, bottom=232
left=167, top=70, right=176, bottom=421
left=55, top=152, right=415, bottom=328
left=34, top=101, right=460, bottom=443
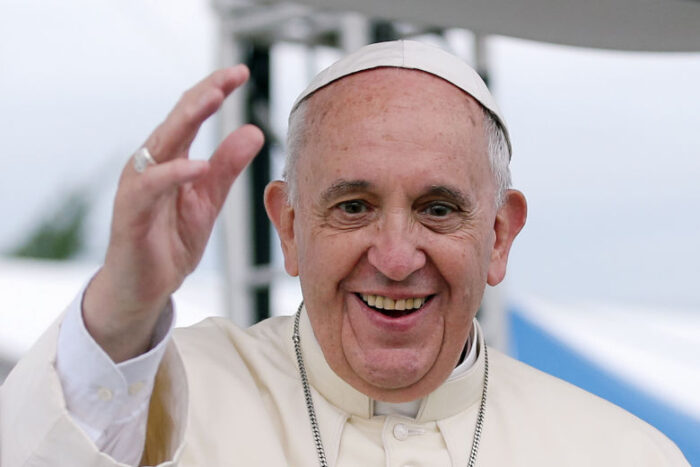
left=0, top=41, right=688, bottom=466
left=266, top=65, right=522, bottom=405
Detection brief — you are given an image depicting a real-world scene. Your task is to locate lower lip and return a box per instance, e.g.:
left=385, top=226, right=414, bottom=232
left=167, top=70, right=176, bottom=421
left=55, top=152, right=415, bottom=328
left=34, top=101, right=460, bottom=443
left=353, top=294, right=431, bottom=332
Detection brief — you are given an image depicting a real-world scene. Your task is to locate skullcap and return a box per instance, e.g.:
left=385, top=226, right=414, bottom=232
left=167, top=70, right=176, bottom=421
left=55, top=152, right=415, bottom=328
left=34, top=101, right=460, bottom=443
left=291, top=40, right=511, bottom=157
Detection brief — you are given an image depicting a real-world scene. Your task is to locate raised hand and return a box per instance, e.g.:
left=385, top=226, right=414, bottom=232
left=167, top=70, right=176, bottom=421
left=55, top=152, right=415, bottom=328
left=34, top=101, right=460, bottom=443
left=82, top=66, right=264, bottom=362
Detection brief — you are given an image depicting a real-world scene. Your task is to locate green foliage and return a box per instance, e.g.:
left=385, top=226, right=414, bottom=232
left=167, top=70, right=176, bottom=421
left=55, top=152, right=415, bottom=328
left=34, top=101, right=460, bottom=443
left=10, top=192, right=89, bottom=260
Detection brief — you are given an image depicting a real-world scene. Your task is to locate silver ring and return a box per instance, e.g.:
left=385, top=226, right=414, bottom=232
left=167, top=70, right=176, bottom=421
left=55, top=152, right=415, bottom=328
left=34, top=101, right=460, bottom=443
left=132, top=147, right=157, bottom=173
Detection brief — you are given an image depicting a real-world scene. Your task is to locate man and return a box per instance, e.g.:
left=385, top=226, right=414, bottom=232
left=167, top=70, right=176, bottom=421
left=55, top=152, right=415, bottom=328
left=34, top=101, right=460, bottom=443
left=0, top=41, right=689, bottom=466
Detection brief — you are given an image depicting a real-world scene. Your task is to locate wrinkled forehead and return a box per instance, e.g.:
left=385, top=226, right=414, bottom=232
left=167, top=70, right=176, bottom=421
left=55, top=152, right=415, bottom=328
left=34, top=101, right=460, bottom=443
left=290, top=40, right=511, bottom=157
left=295, top=69, right=494, bottom=198
left=304, top=67, right=485, bottom=134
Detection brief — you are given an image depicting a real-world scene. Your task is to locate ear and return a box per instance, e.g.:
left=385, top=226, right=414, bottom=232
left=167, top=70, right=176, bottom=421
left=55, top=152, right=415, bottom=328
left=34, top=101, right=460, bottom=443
left=487, top=189, right=527, bottom=286
left=264, top=181, right=299, bottom=276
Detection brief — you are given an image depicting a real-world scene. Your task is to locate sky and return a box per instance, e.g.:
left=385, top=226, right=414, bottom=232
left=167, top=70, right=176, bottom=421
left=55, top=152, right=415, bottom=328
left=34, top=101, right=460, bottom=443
left=0, top=0, right=220, bottom=265
left=1, top=0, right=700, bottom=314
left=493, top=39, right=700, bottom=308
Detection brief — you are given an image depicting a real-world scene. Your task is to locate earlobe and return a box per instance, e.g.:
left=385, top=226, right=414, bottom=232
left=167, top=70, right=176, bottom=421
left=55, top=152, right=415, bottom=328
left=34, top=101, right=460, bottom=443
left=264, top=181, right=299, bottom=276
left=487, top=190, right=527, bottom=286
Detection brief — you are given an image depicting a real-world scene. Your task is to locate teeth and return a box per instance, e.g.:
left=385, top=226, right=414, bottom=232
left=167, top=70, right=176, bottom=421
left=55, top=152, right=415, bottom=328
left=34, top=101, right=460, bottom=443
left=359, top=294, right=428, bottom=311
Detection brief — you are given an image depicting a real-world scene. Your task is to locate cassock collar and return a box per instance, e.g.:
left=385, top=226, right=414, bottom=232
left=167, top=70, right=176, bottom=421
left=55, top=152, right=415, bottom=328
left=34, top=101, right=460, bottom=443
left=296, top=306, right=486, bottom=423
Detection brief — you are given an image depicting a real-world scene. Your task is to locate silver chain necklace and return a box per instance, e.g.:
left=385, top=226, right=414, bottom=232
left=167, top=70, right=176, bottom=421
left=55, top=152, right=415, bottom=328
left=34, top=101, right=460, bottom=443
left=292, top=302, right=489, bottom=467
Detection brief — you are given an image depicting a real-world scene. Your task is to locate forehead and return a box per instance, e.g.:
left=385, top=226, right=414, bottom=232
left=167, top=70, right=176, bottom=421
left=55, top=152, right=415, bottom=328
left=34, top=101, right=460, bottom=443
left=306, top=67, right=482, bottom=127
left=296, top=68, right=492, bottom=198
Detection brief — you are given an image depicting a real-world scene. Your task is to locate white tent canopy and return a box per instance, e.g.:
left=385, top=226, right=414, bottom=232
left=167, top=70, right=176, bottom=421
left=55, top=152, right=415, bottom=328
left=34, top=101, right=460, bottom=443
left=266, top=0, right=700, bottom=52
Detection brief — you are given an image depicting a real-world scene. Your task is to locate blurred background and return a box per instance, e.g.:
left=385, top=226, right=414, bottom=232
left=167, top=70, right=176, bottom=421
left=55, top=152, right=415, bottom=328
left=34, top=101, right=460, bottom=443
left=1, top=0, right=698, bottom=462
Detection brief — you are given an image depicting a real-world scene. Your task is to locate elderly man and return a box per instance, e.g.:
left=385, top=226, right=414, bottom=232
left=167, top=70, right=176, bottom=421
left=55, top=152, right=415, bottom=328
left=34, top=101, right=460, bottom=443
left=0, top=41, right=688, bottom=466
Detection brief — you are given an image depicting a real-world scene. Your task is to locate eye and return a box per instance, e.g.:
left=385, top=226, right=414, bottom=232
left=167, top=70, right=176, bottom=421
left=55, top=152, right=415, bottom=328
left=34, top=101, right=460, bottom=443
left=328, top=199, right=373, bottom=229
left=423, top=202, right=455, bottom=217
left=337, top=200, right=368, bottom=214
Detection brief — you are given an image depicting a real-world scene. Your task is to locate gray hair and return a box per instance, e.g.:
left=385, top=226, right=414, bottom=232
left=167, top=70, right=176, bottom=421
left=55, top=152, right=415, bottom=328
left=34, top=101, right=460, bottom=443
left=284, top=98, right=511, bottom=208
left=483, top=108, right=512, bottom=208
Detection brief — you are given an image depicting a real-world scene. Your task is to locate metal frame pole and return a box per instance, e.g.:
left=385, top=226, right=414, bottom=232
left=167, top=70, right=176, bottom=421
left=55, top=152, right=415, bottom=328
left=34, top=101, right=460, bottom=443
left=217, top=13, right=254, bottom=327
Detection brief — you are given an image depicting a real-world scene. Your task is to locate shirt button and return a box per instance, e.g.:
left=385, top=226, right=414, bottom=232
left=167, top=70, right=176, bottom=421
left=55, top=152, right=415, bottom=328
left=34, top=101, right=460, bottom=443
left=393, top=423, right=409, bottom=441
left=129, top=381, right=145, bottom=395
left=97, top=387, right=113, bottom=401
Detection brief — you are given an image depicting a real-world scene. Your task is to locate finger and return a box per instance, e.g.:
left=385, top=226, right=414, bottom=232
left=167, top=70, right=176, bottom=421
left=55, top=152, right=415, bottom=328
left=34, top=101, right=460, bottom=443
left=196, top=124, right=265, bottom=209
left=144, top=65, right=250, bottom=163
left=123, top=159, right=210, bottom=217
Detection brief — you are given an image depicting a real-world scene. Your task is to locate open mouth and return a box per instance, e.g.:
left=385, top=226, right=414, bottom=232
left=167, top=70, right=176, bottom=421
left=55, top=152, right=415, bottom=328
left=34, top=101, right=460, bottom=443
left=357, top=293, right=433, bottom=318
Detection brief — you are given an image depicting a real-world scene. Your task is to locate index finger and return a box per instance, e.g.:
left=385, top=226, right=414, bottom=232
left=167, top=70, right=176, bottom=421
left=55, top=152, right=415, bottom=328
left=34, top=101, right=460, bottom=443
left=143, top=65, right=250, bottom=164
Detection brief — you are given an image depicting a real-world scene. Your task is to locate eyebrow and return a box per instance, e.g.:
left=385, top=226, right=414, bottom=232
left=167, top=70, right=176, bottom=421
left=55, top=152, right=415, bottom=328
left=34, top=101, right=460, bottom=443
left=319, top=180, right=474, bottom=208
left=320, top=179, right=372, bottom=203
left=424, top=185, right=472, bottom=208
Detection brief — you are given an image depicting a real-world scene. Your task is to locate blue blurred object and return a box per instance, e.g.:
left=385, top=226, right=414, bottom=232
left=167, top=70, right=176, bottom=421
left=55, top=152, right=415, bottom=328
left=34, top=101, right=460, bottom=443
left=509, top=308, right=699, bottom=465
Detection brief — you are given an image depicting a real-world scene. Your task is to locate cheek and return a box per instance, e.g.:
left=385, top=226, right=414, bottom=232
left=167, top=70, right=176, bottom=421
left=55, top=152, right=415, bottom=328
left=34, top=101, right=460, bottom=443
left=444, top=229, right=491, bottom=272
left=462, top=221, right=496, bottom=272
left=296, top=228, right=370, bottom=309
left=299, top=235, right=350, bottom=277
left=441, top=233, right=493, bottom=307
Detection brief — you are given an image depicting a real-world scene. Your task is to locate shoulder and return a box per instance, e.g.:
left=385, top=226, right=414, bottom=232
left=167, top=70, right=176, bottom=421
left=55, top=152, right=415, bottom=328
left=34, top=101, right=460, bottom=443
left=487, top=348, right=688, bottom=465
left=490, top=347, right=642, bottom=423
left=173, top=314, right=292, bottom=346
left=171, top=314, right=295, bottom=376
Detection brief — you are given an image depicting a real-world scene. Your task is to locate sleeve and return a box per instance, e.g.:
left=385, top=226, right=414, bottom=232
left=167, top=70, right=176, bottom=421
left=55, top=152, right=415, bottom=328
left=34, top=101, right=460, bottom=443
left=0, top=289, right=189, bottom=467
left=55, top=287, right=175, bottom=466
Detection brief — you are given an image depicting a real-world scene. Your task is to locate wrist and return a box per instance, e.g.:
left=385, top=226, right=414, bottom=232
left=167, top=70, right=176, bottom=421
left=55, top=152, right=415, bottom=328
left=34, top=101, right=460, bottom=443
left=82, top=269, right=171, bottom=362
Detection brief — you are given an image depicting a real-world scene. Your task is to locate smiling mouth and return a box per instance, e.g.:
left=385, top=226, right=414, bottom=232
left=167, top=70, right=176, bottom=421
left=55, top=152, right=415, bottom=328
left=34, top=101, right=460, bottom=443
left=357, top=293, right=433, bottom=318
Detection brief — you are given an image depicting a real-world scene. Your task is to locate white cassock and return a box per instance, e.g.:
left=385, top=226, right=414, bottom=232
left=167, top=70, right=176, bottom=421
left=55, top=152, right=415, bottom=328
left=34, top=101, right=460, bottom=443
left=1, top=303, right=689, bottom=466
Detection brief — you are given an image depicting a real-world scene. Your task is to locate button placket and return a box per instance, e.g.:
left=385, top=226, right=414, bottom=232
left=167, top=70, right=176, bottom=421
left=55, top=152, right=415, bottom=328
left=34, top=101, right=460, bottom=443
left=384, top=417, right=445, bottom=467
left=392, top=422, right=426, bottom=441
left=393, top=423, right=409, bottom=440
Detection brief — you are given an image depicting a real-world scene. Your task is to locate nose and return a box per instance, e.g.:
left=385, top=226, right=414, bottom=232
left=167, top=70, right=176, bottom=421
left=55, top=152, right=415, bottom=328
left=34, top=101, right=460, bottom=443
left=367, top=212, right=426, bottom=282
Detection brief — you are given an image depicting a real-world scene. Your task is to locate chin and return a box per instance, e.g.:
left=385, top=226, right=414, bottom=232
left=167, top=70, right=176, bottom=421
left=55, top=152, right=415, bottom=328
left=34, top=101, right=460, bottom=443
left=367, top=369, right=423, bottom=391
left=352, top=349, right=433, bottom=394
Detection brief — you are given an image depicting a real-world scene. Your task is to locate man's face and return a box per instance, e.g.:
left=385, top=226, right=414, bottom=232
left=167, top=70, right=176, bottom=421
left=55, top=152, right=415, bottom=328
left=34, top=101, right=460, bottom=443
left=267, top=68, right=525, bottom=402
